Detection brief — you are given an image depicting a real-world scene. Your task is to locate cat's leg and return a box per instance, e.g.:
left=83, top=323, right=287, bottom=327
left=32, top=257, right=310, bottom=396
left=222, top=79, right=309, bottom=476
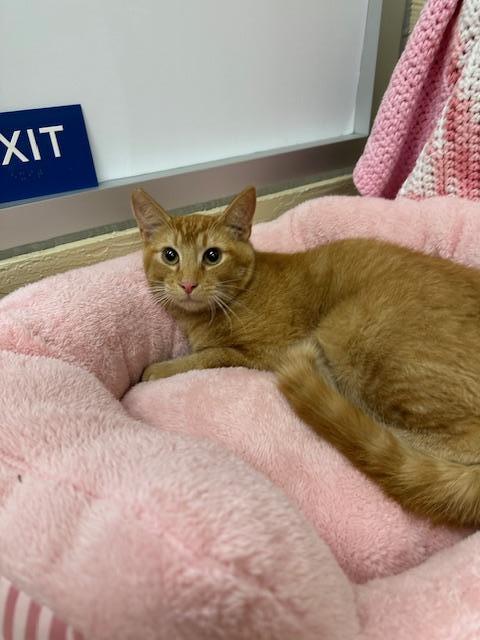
left=142, top=347, right=250, bottom=381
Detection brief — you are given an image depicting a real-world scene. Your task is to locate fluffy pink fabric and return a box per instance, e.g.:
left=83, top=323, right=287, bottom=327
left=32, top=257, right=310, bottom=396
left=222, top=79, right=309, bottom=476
left=1, top=195, right=480, bottom=638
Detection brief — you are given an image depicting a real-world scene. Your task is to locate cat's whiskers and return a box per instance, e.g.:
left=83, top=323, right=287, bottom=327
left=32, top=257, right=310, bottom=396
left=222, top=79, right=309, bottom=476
left=155, top=296, right=174, bottom=310
left=149, top=283, right=167, bottom=292
left=214, top=290, right=245, bottom=330
left=207, top=298, right=217, bottom=326
left=149, top=284, right=175, bottom=310
left=211, top=293, right=235, bottom=331
left=220, top=277, right=245, bottom=285
left=218, top=285, right=251, bottom=316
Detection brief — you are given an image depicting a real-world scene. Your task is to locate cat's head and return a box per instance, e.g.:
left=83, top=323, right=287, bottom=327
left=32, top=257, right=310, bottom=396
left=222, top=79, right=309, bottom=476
left=131, top=186, right=256, bottom=312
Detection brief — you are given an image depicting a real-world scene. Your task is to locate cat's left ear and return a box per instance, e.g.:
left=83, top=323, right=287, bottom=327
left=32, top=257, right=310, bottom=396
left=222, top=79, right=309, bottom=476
left=221, top=186, right=256, bottom=241
left=131, top=188, right=171, bottom=242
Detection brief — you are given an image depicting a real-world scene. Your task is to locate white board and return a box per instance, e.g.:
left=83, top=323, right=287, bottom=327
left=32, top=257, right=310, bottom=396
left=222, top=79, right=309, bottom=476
left=1, top=0, right=370, bottom=183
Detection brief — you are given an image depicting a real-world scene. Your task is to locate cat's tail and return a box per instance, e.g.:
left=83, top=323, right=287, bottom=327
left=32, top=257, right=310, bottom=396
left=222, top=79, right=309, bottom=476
left=277, top=340, right=480, bottom=527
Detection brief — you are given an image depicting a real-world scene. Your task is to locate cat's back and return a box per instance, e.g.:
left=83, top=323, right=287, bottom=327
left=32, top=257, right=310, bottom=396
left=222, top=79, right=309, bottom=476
left=306, top=237, right=480, bottom=304
left=241, top=238, right=480, bottom=325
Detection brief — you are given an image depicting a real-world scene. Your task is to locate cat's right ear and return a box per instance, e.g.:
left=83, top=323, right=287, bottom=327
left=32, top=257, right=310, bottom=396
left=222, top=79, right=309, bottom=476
left=131, top=188, right=171, bottom=242
left=221, top=186, right=256, bottom=241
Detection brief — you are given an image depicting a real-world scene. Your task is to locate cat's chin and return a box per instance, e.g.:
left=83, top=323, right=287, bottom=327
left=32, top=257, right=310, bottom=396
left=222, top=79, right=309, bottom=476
left=173, top=298, right=209, bottom=313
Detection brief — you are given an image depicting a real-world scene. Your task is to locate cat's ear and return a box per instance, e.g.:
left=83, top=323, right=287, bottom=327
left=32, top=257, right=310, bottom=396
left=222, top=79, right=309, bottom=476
left=131, top=188, right=171, bottom=242
left=221, top=186, right=256, bottom=241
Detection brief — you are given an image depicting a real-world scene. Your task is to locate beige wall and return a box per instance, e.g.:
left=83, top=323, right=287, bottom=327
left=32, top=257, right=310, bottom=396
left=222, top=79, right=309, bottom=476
left=409, top=0, right=426, bottom=32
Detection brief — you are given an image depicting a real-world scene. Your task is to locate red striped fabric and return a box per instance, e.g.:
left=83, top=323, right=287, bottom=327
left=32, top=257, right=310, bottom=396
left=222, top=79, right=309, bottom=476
left=0, top=577, right=83, bottom=640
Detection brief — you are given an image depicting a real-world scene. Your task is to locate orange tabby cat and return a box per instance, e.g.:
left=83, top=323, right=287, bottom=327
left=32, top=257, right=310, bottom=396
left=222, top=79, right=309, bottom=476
left=132, top=186, right=480, bottom=528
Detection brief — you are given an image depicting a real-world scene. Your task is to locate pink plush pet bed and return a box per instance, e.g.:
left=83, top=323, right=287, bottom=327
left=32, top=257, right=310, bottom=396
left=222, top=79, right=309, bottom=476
left=1, top=195, right=480, bottom=639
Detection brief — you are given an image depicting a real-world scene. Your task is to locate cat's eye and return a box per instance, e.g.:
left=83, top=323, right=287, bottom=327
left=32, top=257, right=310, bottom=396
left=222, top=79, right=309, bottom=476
left=162, top=247, right=179, bottom=265
left=203, top=247, right=222, bottom=265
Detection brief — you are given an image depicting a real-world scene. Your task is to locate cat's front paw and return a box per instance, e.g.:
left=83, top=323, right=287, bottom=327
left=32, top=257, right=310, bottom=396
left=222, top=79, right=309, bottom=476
left=141, top=361, right=179, bottom=382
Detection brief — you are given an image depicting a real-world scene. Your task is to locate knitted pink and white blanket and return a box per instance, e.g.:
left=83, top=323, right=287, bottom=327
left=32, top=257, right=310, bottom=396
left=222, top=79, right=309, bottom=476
left=354, top=0, right=480, bottom=199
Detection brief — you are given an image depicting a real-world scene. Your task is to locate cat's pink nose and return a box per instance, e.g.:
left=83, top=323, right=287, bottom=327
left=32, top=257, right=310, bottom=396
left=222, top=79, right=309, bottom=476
left=180, top=282, right=198, bottom=295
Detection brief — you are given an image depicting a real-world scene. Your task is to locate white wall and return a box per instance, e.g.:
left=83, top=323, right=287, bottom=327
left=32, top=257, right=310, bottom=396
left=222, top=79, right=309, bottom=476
left=1, top=0, right=369, bottom=183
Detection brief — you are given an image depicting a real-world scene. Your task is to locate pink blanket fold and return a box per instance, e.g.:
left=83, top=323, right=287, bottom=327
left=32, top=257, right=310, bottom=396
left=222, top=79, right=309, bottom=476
left=1, top=194, right=480, bottom=639
left=353, top=0, right=480, bottom=200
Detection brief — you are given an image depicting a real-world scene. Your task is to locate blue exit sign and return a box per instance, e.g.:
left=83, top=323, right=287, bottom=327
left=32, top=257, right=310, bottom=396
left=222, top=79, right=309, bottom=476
left=0, top=104, right=98, bottom=205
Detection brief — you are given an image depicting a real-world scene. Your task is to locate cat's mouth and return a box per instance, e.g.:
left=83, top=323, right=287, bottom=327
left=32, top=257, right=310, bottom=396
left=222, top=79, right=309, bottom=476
left=149, top=284, right=209, bottom=312
left=153, top=285, right=233, bottom=314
